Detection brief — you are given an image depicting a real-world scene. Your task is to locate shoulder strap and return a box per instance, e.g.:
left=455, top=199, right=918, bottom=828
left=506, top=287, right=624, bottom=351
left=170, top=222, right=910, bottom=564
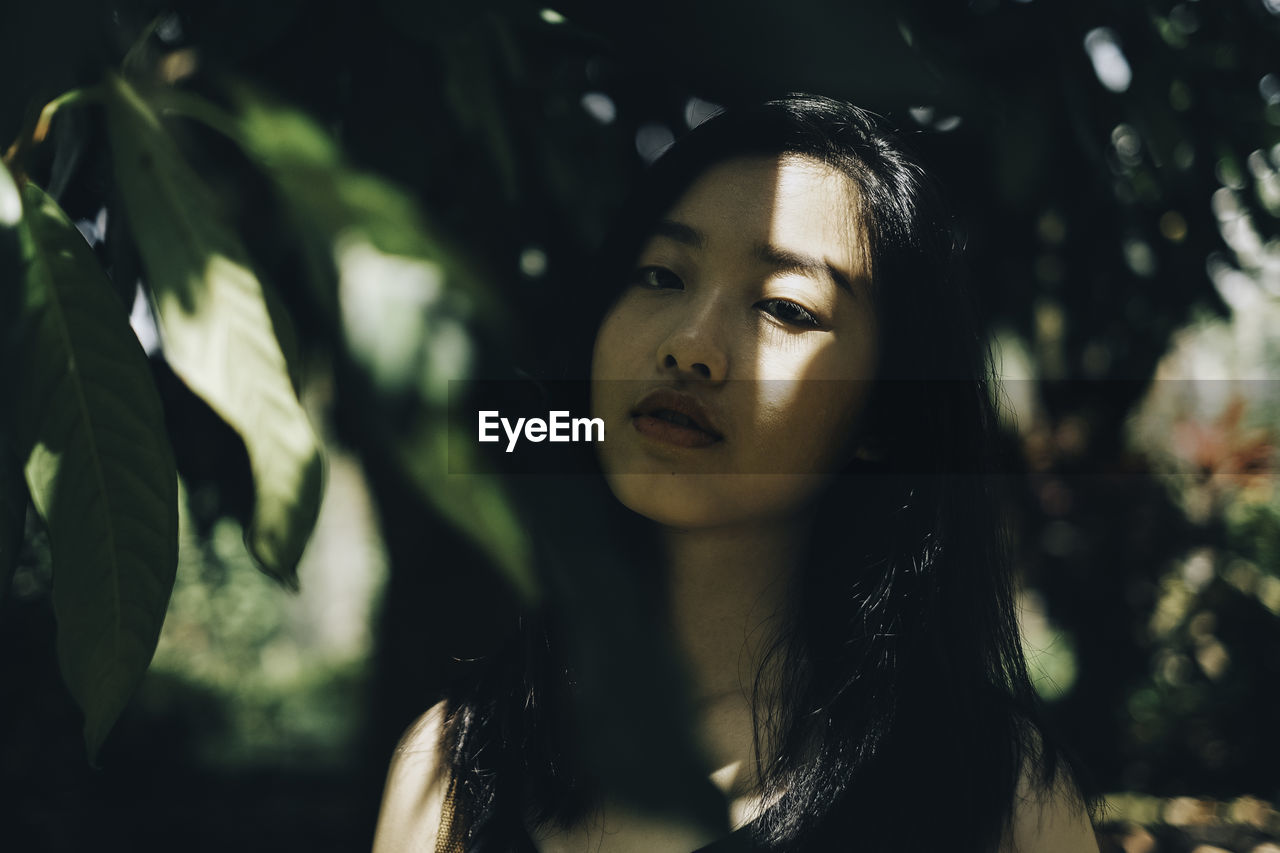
left=434, top=776, right=466, bottom=853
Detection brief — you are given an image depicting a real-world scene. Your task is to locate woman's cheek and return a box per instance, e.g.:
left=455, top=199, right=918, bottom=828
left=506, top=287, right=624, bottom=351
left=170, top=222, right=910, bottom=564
left=591, top=301, right=642, bottom=382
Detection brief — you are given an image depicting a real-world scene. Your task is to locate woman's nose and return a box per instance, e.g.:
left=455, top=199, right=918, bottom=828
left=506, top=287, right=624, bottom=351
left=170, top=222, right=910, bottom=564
left=656, top=310, right=728, bottom=382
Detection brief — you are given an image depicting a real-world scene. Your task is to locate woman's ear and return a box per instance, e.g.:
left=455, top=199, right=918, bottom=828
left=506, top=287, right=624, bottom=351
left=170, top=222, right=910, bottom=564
left=834, top=416, right=885, bottom=471
left=852, top=428, right=886, bottom=464
left=853, top=439, right=885, bottom=463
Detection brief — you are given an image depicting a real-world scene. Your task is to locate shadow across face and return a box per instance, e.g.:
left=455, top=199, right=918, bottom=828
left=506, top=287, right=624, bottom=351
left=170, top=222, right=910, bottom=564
left=591, top=155, right=879, bottom=529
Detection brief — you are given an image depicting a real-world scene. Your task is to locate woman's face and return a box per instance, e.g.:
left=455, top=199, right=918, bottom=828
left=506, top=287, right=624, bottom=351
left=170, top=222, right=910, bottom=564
left=591, top=155, right=879, bottom=529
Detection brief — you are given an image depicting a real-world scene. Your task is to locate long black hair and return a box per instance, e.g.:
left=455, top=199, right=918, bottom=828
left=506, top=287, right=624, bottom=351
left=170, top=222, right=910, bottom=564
left=438, top=94, right=1095, bottom=852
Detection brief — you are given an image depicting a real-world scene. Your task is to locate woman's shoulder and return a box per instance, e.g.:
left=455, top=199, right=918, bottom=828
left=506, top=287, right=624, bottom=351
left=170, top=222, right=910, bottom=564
left=999, top=729, right=1100, bottom=853
left=372, top=701, right=453, bottom=853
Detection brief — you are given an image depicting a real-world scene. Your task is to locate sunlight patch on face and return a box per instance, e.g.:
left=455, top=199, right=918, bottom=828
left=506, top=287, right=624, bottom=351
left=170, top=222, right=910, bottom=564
left=590, top=155, right=880, bottom=530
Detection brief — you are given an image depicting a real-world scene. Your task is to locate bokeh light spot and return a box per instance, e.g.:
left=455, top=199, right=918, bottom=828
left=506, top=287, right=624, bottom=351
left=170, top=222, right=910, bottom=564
left=519, top=245, right=548, bottom=278
left=1160, top=210, right=1189, bottom=242
left=1261, top=73, right=1280, bottom=105
left=1112, top=123, right=1143, bottom=165
left=1037, top=210, right=1067, bottom=244
left=1084, top=28, right=1133, bottom=93
left=580, top=91, right=617, bottom=124
left=684, top=97, right=723, bottom=129
left=1124, top=238, right=1157, bottom=277
left=1169, top=79, right=1193, bottom=110
left=635, top=122, right=675, bottom=163
left=1169, top=4, right=1199, bottom=34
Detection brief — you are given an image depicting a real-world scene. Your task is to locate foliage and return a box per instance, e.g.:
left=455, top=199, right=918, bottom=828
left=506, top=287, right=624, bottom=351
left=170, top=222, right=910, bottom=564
left=140, top=479, right=381, bottom=771
left=101, top=73, right=322, bottom=589
left=2, top=47, right=544, bottom=770
left=7, top=167, right=178, bottom=758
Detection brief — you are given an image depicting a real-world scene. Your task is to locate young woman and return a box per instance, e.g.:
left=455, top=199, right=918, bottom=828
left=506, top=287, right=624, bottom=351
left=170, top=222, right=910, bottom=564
left=373, top=95, right=1100, bottom=853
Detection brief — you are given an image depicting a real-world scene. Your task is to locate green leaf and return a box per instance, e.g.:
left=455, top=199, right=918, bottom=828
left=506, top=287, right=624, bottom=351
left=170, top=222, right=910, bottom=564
left=229, top=88, right=505, bottom=328
left=1, top=158, right=25, bottom=602
left=153, top=85, right=533, bottom=598
left=102, top=75, right=322, bottom=588
left=0, top=440, right=25, bottom=607
left=230, top=91, right=535, bottom=601
left=0, top=154, right=20, bottom=229
left=14, top=181, right=178, bottom=759
left=399, top=422, right=536, bottom=602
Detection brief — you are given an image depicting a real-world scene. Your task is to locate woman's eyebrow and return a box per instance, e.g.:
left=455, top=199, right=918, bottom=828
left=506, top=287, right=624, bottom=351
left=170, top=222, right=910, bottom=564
left=754, top=243, right=855, bottom=296
left=651, top=219, right=705, bottom=248
left=648, top=221, right=856, bottom=296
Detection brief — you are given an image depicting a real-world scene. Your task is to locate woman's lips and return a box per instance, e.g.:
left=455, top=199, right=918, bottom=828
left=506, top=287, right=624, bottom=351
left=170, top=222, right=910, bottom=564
left=629, top=387, right=725, bottom=448
left=632, top=413, right=723, bottom=448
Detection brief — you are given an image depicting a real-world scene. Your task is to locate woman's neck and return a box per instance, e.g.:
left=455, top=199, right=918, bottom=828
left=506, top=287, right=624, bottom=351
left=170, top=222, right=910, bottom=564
left=659, top=516, right=807, bottom=807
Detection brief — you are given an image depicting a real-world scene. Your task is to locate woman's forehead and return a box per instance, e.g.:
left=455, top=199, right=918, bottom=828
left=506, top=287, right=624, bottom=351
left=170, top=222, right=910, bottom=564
left=655, top=154, right=870, bottom=280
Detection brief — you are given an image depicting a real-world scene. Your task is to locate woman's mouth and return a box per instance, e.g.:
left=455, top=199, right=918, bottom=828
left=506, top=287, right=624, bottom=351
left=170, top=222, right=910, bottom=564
left=630, top=389, right=724, bottom=448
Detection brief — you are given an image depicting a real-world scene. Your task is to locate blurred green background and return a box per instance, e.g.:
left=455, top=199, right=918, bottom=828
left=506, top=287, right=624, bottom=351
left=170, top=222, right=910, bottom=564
left=2, top=0, right=1279, bottom=850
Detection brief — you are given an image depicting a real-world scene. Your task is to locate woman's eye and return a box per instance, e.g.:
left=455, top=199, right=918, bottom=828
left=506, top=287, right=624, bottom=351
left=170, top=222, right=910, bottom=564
left=758, top=298, right=821, bottom=328
left=631, top=266, right=684, bottom=290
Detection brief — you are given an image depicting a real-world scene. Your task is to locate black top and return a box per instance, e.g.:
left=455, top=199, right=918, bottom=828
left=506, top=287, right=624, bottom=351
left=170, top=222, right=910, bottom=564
left=476, top=823, right=754, bottom=852
left=693, top=826, right=754, bottom=852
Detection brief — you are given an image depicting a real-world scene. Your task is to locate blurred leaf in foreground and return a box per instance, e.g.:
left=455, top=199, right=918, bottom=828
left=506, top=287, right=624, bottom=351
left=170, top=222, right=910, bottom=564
left=102, top=74, right=322, bottom=588
left=231, top=89, right=535, bottom=602
left=1, top=157, right=26, bottom=603
left=14, top=178, right=178, bottom=759
left=0, top=442, right=24, bottom=608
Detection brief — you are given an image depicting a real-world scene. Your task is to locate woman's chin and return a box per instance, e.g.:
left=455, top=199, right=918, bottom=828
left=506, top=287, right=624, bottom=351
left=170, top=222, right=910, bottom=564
left=606, top=474, right=720, bottom=528
left=605, top=472, right=828, bottom=530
